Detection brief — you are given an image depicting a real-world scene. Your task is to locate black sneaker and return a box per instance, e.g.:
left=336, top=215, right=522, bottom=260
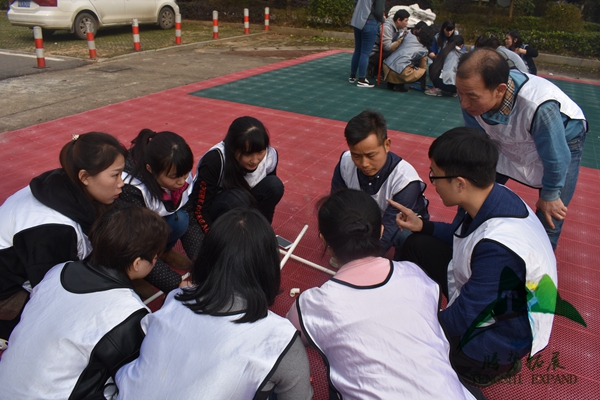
left=356, top=79, right=374, bottom=88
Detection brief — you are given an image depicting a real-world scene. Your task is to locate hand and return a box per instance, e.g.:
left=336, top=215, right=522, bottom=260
left=387, top=199, right=424, bottom=232
left=535, top=197, right=567, bottom=229
left=179, top=278, right=192, bottom=288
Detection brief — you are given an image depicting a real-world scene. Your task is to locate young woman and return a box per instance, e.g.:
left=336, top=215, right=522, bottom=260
left=429, top=19, right=459, bottom=59
left=287, top=189, right=477, bottom=399
left=506, top=29, right=538, bottom=75
left=120, top=129, right=202, bottom=272
left=349, top=0, right=386, bottom=87
left=426, top=34, right=466, bottom=96
left=192, top=116, right=284, bottom=233
left=0, top=132, right=127, bottom=341
left=115, top=208, right=313, bottom=399
left=0, top=205, right=169, bottom=399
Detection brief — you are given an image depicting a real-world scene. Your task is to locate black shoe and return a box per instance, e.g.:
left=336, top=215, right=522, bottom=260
left=394, top=84, right=407, bottom=92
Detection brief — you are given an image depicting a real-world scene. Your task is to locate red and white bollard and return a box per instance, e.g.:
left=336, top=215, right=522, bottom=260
left=244, top=8, right=249, bottom=34
left=175, top=13, right=181, bottom=44
left=264, top=7, right=269, bottom=31
left=86, top=22, right=97, bottom=59
left=132, top=18, right=141, bottom=51
left=33, top=26, right=46, bottom=68
left=212, top=11, right=219, bottom=39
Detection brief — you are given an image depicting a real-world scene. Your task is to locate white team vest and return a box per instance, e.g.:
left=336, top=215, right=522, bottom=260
left=299, top=260, right=475, bottom=400
left=116, top=291, right=297, bottom=399
left=0, top=186, right=91, bottom=271
left=121, top=172, right=194, bottom=217
left=0, top=263, right=147, bottom=399
left=207, top=142, right=278, bottom=189
left=475, top=73, right=586, bottom=188
left=339, top=151, right=422, bottom=214
left=447, top=199, right=557, bottom=355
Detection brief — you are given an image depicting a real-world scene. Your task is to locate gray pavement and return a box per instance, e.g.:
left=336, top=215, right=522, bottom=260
left=0, top=51, right=88, bottom=80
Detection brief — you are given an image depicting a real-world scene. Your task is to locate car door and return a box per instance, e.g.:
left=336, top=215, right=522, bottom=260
left=125, top=0, right=156, bottom=23
left=90, top=0, right=127, bottom=25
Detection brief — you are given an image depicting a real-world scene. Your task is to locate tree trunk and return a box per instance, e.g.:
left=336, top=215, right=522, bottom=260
left=286, top=0, right=292, bottom=18
left=509, top=0, right=515, bottom=19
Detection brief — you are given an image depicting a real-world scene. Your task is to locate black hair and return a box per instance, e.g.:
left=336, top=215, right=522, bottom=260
left=59, top=131, right=128, bottom=208
left=318, top=189, right=382, bottom=265
left=474, top=34, right=488, bottom=49
left=176, top=207, right=280, bottom=323
left=415, top=21, right=427, bottom=29
left=507, top=29, right=522, bottom=51
left=484, top=36, right=501, bottom=49
left=393, top=9, right=409, bottom=22
left=436, top=19, right=456, bottom=50
left=428, top=127, right=499, bottom=188
left=416, top=25, right=435, bottom=49
left=222, top=116, right=270, bottom=192
left=344, top=110, right=387, bottom=146
left=457, top=48, right=509, bottom=90
left=128, top=129, right=194, bottom=201
left=430, top=34, right=464, bottom=80
left=89, top=204, right=169, bottom=274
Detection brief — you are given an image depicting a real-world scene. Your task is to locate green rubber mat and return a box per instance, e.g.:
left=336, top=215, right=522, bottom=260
left=191, top=52, right=599, bottom=169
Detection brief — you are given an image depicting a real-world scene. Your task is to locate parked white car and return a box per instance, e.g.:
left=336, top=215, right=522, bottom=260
left=7, top=0, right=179, bottom=40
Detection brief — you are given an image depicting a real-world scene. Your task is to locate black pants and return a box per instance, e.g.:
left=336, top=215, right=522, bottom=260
left=210, top=175, right=284, bottom=224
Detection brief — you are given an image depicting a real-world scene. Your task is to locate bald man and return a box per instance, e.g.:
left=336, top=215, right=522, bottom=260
left=455, top=48, right=587, bottom=249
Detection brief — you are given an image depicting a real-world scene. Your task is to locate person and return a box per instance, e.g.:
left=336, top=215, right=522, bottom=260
left=119, top=129, right=202, bottom=273
left=411, top=20, right=428, bottom=35
left=456, top=48, right=587, bottom=249
left=383, top=24, right=435, bottom=92
left=0, top=132, right=127, bottom=341
left=429, top=19, right=459, bottom=59
left=286, top=189, right=477, bottom=399
left=0, top=205, right=169, bottom=399
left=331, top=110, right=429, bottom=260
left=392, top=127, right=557, bottom=387
left=426, top=34, right=466, bottom=96
left=506, top=30, right=538, bottom=75
left=367, top=9, right=409, bottom=78
left=116, top=208, right=313, bottom=399
left=192, top=116, right=284, bottom=234
left=349, top=0, right=386, bottom=88
left=482, top=36, right=529, bottom=73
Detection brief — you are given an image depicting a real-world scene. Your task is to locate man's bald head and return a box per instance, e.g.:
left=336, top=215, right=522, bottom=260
left=457, top=48, right=509, bottom=91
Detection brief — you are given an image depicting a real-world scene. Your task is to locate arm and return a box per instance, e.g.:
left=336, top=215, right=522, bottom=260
left=191, top=150, right=223, bottom=233
left=372, top=0, right=385, bottom=23
left=286, top=299, right=310, bottom=347
left=520, top=45, right=538, bottom=58
left=530, top=101, right=571, bottom=226
left=116, top=184, right=146, bottom=207
left=387, top=199, right=455, bottom=246
left=330, top=159, right=348, bottom=194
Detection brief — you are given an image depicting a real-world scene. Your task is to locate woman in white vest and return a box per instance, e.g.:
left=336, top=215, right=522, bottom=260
left=192, top=116, right=284, bottom=234
left=116, top=208, right=313, bottom=400
left=120, top=129, right=201, bottom=293
left=0, top=205, right=169, bottom=399
left=0, top=132, right=127, bottom=343
left=287, top=189, right=477, bottom=400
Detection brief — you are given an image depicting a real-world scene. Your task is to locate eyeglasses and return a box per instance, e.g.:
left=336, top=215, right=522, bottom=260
left=429, top=170, right=459, bottom=184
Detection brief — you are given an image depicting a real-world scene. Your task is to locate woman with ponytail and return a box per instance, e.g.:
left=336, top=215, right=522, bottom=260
left=120, top=129, right=202, bottom=277
left=0, top=132, right=127, bottom=341
left=286, top=189, right=478, bottom=399
left=192, top=116, right=284, bottom=233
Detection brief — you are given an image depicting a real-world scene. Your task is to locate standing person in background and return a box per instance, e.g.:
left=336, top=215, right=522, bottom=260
left=429, top=19, right=459, bottom=59
left=349, top=0, right=386, bottom=88
left=506, top=30, right=538, bottom=75
left=426, top=34, right=466, bottom=96
left=367, top=9, right=410, bottom=78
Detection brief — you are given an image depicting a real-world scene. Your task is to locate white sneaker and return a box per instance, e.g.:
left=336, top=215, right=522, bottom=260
left=425, top=88, right=442, bottom=96
left=356, top=79, right=374, bottom=88
left=348, top=77, right=356, bottom=83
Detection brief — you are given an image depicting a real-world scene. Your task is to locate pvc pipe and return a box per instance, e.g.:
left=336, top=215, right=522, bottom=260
left=86, top=22, right=97, bottom=59
left=244, top=8, right=249, bottom=34
left=33, top=26, right=45, bottom=68
left=212, top=11, right=219, bottom=39
left=132, top=18, right=141, bottom=51
left=175, top=13, right=181, bottom=45
left=280, top=225, right=308, bottom=270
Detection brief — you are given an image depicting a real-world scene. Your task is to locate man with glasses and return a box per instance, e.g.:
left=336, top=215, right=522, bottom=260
left=389, top=127, right=556, bottom=389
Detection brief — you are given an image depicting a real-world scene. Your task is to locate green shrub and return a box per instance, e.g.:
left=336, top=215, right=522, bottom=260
left=308, top=0, right=353, bottom=27
left=542, top=3, right=583, bottom=32
left=584, top=22, right=600, bottom=32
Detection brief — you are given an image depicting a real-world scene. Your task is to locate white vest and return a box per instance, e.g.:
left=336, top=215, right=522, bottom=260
left=299, top=260, right=475, bottom=400
left=0, top=263, right=147, bottom=399
left=0, top=186, right=91, bottom=265
left=339, top=150, right=422, bottom=214
left=475, top=74, right=586, bottom=188
left=121, top=172, right=194, bottom=217
left=447, top=199, right=557, bottom=355
left=116, top=290, right=297, bottom=399
left=207, top=142, right=278, bottom=189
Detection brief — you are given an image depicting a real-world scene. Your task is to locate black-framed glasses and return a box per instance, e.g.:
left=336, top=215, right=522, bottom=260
left=429, top=170, right=459, bottom=184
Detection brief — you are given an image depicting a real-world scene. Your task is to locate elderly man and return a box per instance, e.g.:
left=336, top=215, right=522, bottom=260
left=455, top=48, right=587, bottom=249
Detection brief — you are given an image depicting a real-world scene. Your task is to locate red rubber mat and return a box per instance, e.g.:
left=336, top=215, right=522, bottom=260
left=1, top=51, right=598, bottom=400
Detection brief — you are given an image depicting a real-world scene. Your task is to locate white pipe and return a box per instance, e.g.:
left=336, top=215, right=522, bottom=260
left=143, top=272, right=190, bottom=305
left=279, top=249, right=335, bottom=276
left=280, top=225, right=308, bottom=270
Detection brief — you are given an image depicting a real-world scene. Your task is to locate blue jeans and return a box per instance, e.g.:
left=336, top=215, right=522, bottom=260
left=350, top=19, right=378, bottom=79
left=164, top=209, right=189, bottom=250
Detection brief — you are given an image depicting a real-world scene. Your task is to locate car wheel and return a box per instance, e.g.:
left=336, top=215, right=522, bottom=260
left=74, top=12, right=97, bottom=40
left=158, top=7, right=175, bottom=30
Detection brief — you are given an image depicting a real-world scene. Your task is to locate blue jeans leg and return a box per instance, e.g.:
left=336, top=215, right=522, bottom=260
left=164, top=209, right=189, bottom=250
left=536, top=129, right=586, bottom=249
left=350, top=19, right=378, bottom=79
